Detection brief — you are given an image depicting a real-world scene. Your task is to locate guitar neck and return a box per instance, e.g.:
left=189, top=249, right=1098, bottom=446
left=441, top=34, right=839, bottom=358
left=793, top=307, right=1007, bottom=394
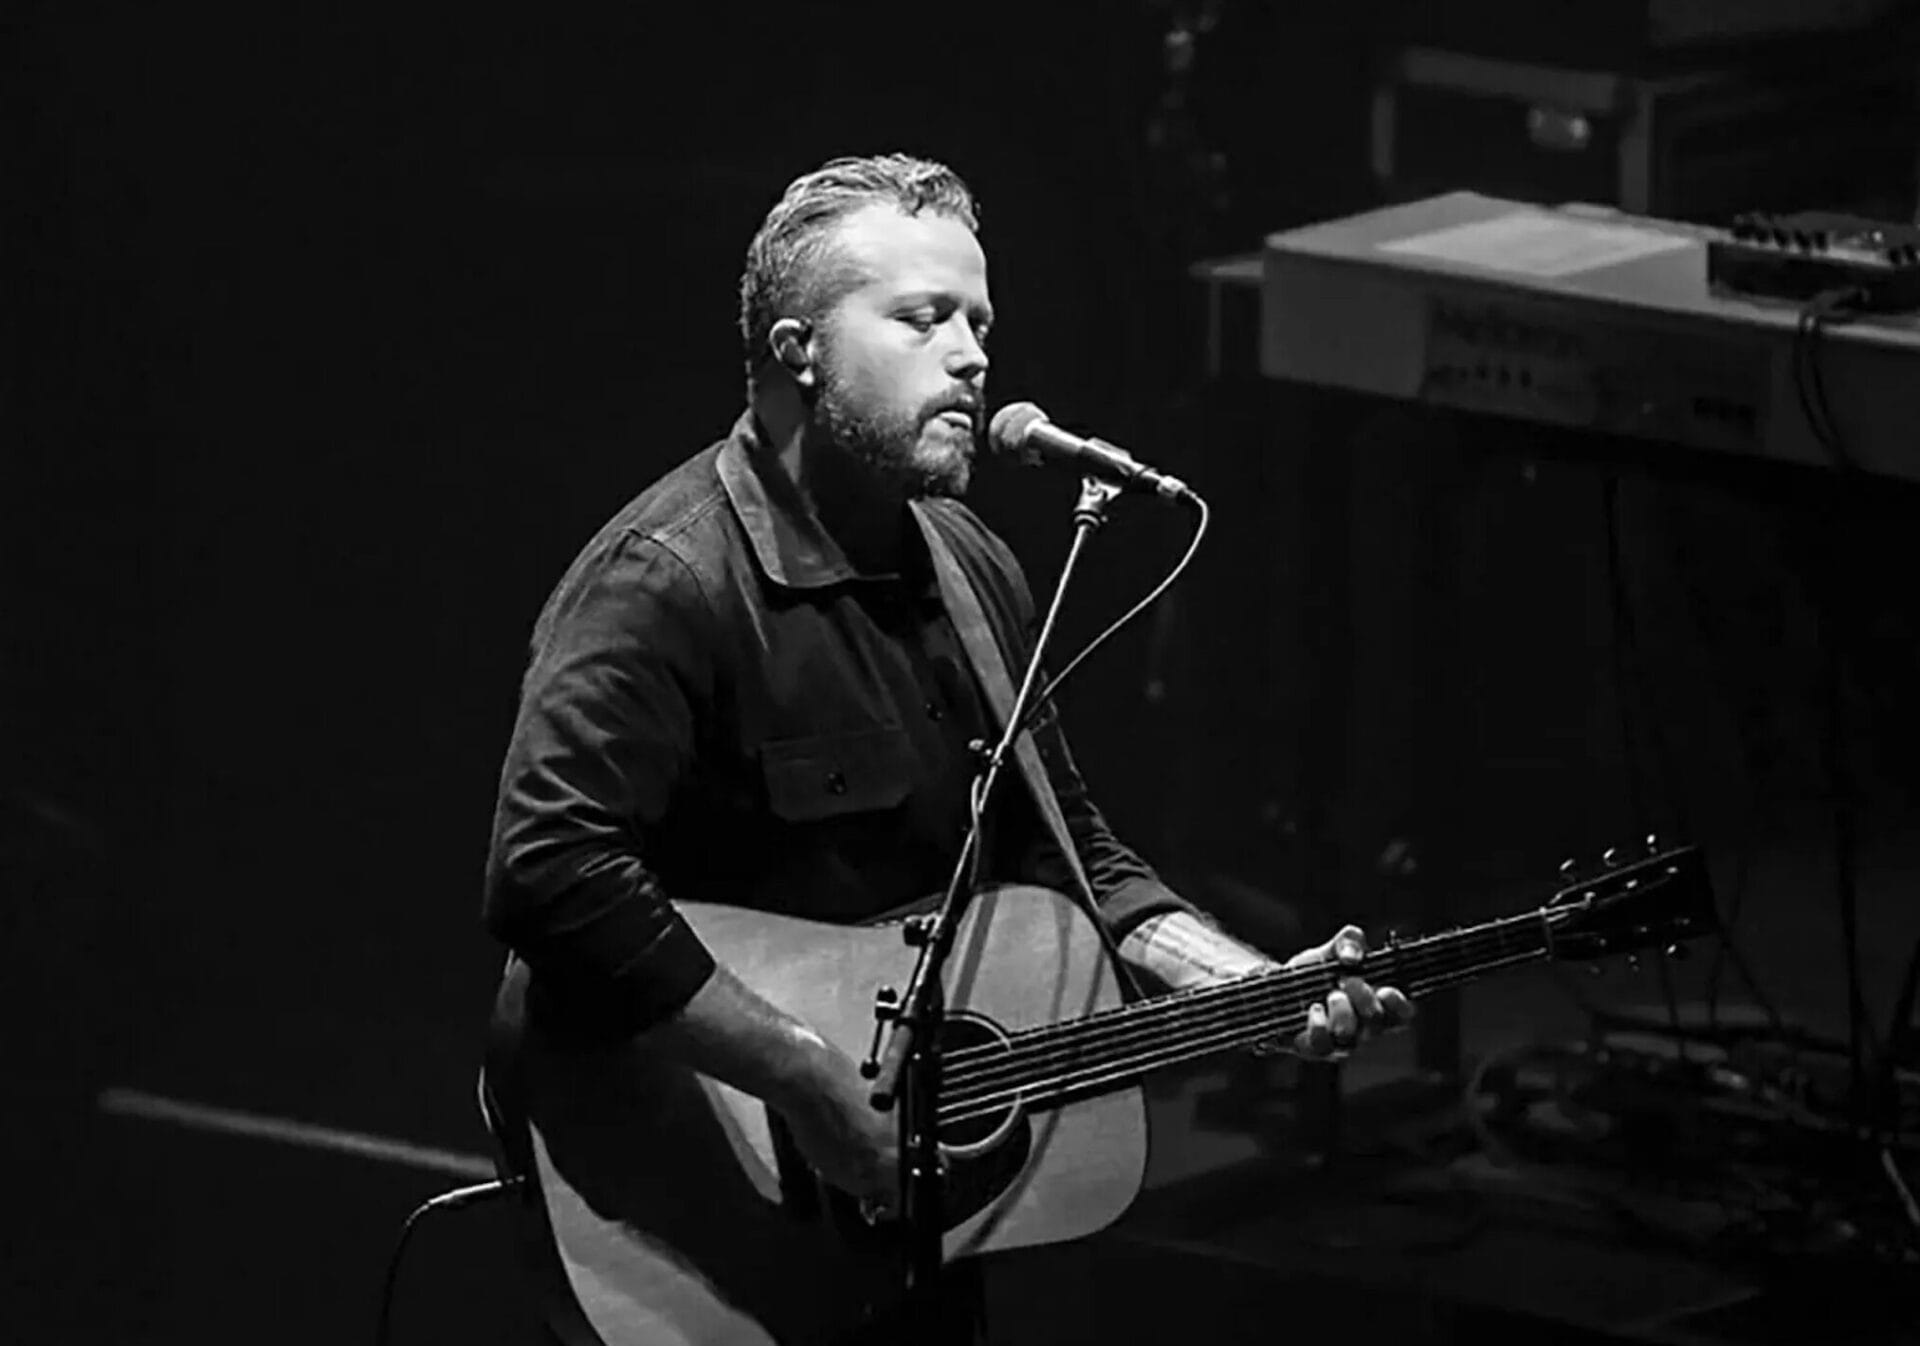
left=939, top=908, right=1554, bottom=1124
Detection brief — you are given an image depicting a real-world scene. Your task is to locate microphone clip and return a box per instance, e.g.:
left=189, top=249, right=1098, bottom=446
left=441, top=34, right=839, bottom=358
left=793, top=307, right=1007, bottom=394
left=1073, top=474, right=1124, bottom=530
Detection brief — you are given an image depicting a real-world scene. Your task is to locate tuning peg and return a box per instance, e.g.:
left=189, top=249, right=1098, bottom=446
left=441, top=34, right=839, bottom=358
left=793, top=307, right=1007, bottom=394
left=1601, top=847, right=1620, bottom=867
left=1644, top=832, right=1659, bottom=853
left=1587, top=963, right=1604, bottom=977
left=1558, top=857, right=1578, bottom=878
left=1626, top=954, right=1642, bottom=973
left=1664, top=943, right=1688, bottom=962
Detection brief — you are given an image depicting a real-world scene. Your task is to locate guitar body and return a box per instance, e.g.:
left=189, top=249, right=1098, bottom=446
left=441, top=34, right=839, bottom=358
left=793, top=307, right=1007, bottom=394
left=490, top=885, right=1148, bottom=1346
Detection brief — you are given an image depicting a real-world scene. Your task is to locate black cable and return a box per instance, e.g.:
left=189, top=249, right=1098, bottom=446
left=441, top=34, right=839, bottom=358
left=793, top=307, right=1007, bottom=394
left=1703, top=828, right=1757, bottom=1033
left=1600, top=472, right=1690, bottom=842
left=1792, top=306, right=1846, bottom=469
left=375, top=1177, right=521, bottom=1346
left=1600, top=473, right=1650, bottom=835
left=1820, top=585, right=1877, bottom=1121
left=1658, top=485, right=1791, bottom=1044
left=1792, top=288, right=1868, bottom=472
left=1715, top=932, right=1795, bottom=1045
left=1871, top=934, right=1920, bottom=1146
left=1790, top=288, right=1880, bottom=1120
left=1599, top=471, right=1690, bottom=1056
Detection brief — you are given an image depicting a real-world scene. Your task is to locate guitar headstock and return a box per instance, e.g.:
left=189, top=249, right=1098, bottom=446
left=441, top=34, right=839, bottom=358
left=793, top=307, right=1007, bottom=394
left=1543, top=837, right=1717, bottom=964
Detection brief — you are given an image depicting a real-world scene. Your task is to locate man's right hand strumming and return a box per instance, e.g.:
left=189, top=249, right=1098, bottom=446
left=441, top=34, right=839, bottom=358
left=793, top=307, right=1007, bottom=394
left=778, top=1050, right=902, bottom=1220
left=645, top=963, right=902, bottom=1219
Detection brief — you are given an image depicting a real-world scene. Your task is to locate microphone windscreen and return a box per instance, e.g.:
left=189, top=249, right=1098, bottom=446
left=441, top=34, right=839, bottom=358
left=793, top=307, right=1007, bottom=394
left=987, top=402, right=1047, bottom=460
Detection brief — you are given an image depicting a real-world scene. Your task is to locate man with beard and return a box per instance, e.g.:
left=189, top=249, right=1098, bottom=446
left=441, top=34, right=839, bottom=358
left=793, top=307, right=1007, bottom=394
left=481, top=153, right=1410, bottom=1344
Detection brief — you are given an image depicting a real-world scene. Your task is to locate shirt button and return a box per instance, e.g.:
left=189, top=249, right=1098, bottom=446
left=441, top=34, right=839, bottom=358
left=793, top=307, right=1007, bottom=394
left=825, top=770, right=848, bottom=795
left=925, top=700, right=944, bottom=722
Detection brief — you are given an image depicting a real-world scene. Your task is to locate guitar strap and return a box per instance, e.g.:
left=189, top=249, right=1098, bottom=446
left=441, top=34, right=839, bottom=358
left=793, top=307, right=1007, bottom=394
left=911, top=502, right=1140, bottom=996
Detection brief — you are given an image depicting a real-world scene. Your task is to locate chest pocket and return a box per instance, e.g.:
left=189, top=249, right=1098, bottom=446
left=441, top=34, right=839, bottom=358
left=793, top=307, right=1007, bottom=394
left=759, top=725, right=917, bottom=823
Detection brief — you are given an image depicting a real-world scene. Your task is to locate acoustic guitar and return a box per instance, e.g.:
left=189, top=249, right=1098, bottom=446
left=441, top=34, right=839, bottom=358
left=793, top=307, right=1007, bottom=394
left=485, top=841, right=1715, bottom=1345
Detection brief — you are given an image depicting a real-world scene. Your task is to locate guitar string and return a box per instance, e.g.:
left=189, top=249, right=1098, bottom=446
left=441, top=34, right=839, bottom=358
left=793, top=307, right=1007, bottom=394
left=938, top=906, right=1546, bottom=1067
left=937, top=864, right=1693, bottom=1086
left=918, top=860, right=1693, bottom=1126
left=936, top=926, right=1545, bottom=1109
left=938, top=955, right=1545, bottom=1129
left=935, top=912, right=1550, bottom=1097
left=939, top=898, right=1590, bottom=1069
left=937, top=956, right=1544, bottom=1127
left=937, top=889, right=1704, bottom=1112
left=937, top=957, right=1547, bottom=1129
left=935, top=910, right=1554, bottom=1100
left=936, top=953, right=1549, bottom=1128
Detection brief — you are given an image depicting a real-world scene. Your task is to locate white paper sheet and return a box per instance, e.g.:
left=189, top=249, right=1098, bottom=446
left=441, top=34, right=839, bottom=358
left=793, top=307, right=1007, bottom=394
left=1379, top=211, right=1693, bottom=279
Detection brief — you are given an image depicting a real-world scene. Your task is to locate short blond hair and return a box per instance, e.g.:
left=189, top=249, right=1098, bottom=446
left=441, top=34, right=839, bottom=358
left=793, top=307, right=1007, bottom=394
left=738, top=153, right=979, bottom=386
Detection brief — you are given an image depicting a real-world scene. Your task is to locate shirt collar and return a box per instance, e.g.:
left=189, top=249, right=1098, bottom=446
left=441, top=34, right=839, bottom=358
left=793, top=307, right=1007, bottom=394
left=717, top=409, right=930, bottom=591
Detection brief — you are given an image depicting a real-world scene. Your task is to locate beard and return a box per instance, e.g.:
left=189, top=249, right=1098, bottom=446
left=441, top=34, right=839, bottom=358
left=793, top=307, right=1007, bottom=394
left=810, top=352, right=973, bottom=500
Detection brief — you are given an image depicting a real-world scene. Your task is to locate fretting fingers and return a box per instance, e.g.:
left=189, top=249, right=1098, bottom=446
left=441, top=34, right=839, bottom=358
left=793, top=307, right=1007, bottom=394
left=1294, top=1001, right=1342, bottom=1059
left=1326, top=987, right=1359, bottom=1048
left=1339, top=974, right=1380, bottom=1024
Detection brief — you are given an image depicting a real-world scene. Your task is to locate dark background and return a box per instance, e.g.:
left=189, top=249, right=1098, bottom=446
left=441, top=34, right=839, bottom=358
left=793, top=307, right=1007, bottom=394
left=9, top=3, right=1920, bottom=1342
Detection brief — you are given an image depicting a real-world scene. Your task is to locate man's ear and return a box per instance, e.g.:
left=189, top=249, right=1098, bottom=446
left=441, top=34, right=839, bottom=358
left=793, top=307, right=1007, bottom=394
left=768, top=318, right=816, bottom=390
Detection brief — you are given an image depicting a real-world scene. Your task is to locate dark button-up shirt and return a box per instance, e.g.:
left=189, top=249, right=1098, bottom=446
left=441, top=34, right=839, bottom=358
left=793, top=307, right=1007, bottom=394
left=483, top=410, right=1193, bottom=1041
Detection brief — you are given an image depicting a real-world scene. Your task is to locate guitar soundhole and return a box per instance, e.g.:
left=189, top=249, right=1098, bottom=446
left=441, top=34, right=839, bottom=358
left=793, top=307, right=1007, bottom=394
left=826, top=1014, right=1031, bottom=1243
left=934, top=1012, right=1031, bottom=1232
left=936, top=1014, right=1016, bottom=1149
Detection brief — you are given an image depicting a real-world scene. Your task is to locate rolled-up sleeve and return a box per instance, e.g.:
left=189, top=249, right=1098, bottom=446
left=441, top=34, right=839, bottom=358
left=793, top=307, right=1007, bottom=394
left=482, top=531, right=718, bottom=1041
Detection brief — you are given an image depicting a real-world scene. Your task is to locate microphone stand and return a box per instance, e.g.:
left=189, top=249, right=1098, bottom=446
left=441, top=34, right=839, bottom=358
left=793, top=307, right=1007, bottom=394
left=862, top=474, right=1125, bottom=1315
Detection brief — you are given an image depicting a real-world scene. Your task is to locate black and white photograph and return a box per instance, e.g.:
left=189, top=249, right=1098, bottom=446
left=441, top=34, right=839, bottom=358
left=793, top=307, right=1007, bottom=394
left=10, top=3, right=1920, bottom=1342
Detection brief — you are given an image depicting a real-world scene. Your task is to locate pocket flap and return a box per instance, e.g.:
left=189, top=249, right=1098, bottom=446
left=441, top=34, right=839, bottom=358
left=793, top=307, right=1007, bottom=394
left=759, top=726, right=914, bottom=823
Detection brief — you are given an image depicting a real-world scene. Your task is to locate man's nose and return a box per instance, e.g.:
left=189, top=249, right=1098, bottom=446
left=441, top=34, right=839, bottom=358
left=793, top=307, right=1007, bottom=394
left=945, top=324, right=989, bottom=381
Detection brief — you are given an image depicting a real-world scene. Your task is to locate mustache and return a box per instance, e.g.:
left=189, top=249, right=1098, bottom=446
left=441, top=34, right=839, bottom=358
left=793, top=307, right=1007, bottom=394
left=925, top=394, right=983, bottom=424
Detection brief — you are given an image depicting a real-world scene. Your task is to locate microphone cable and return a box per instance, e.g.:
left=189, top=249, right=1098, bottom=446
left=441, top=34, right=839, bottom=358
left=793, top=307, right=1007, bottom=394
left=1015, top=490, right=1210, bottom=740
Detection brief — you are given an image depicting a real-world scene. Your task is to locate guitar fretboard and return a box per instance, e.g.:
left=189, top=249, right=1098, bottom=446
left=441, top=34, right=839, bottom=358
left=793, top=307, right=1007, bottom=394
left=936, top=907, right=1556, bottom=1125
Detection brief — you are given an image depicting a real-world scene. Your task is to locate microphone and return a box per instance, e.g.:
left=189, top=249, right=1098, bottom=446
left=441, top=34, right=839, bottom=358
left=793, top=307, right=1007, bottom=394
left=988, top=402, right=1196, bottom=504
